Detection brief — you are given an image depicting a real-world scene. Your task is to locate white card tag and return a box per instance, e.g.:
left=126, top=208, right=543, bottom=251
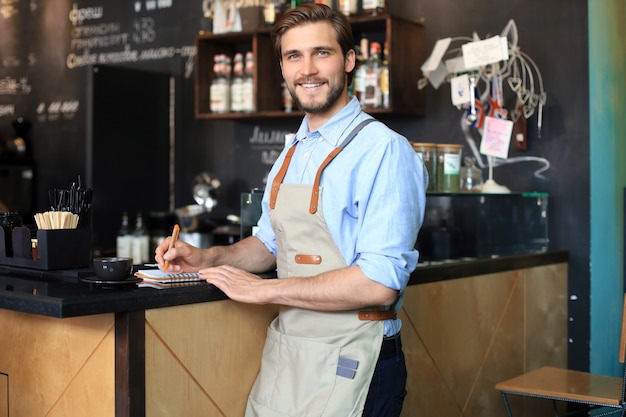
left=462, top=36, right=509, bottom=69
left=450, top=74, right=471, bottom=106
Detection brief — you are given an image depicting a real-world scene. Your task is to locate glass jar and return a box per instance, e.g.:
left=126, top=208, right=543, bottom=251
left=460, top=156, right=484, bottom=192
left=436, top=144, right=463, bottom=192
left=411, top=142, right=437, bottom=192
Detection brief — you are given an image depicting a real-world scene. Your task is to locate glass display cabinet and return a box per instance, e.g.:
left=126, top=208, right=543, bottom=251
left=417, top=192, right=549, bottom=262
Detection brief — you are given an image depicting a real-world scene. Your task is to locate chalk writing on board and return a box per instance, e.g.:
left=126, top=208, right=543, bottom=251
left=0, top=105, right=15, bottom=117
left=249, top=126, right=289, bottom=146
left=0, top=77, right=32, bottom=96
left=249, top=126, right=290, bottom=168
left=135, top=0, right=174, bottom=12
left=68, top=4, right=103, bottom=27
left=66, top=3, right=195, bottom=77
left=36, top=100, right=80, bottom=123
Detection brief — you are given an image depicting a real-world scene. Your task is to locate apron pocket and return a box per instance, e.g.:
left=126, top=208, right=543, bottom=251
left=248, top=324, right=340, bottom=417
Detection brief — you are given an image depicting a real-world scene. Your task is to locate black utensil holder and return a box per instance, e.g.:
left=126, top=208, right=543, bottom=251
left=0, top=226, right=91, bottom=270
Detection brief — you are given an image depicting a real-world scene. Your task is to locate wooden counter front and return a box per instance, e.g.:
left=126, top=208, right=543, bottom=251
left=142, top=261, right=566, bottom=416
left=0, top=311, right=116, bottom=416
left=0, top=254, right=567, bottom=416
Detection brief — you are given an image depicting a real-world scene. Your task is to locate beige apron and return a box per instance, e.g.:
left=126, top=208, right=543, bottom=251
left=245, top=120, right=387, bottom=417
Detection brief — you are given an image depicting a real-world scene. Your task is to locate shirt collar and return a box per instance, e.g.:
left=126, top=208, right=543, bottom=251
left=290, top=97, right=363, bottom=147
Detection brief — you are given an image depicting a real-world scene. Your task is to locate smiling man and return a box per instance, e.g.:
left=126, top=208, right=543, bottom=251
left=156, top=4, right=426, bottom=417
left=279, top=16, right=352, bottom=129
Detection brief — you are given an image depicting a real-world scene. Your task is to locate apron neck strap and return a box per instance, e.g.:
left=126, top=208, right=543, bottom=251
left=269, top=118, right=378, bottom=212
left=309, top=119, right=377, bottom=213
left=270, top=145, right=297, bottom=209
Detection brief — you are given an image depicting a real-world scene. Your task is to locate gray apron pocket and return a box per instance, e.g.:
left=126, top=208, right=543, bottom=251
left=248, top=324, right=340, bottom=417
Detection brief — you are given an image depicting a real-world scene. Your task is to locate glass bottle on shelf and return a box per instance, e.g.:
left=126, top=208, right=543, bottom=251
left=353, top=36, right=368, bottom=106
left=338, top=0, right=357, bottom=16
left=223, top=55, right=232, bottom=111
left=460, top=156, right=484, bottom=192
left=230, top=52, right=244, bottom=112
left=282, top=82, right=293, bottom=112
left=314, top=0, right=334, bottom=8
left=264, top=2, right=276, bottom=26
left=362, top=0, right=386, bottom=16
left=380, top=41, right=390, bottom=109
left=210, top=54, right=230, bottom=113
left=362, top=41, right=383, bottom=109
left=242, top=51, right=255, bottom=113
left=116, top=211, right=132, bottom=258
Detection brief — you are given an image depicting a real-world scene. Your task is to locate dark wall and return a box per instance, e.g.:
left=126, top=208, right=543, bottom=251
left=0, top=1, right=589, bottom=369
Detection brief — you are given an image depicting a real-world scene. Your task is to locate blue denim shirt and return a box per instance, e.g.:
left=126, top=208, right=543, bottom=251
left=255, top=97, right=427, bottom=336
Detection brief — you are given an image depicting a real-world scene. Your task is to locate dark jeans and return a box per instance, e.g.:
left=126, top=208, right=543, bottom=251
left=362, top=335, right=408, bottom=417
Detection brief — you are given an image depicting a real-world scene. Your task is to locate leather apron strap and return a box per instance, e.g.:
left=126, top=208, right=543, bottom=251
left=309, top=119, right=376, bottom=214
left=269, top=118, right=377, bottom=212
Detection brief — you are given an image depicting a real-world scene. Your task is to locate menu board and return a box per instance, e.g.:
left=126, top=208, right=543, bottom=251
left=1, top=0, right=198, bottom=124
left=0, top=0, right=201, bottom=250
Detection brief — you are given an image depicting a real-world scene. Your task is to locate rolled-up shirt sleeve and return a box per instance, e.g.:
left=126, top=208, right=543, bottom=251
left=352, top=137, right=425, bottom=291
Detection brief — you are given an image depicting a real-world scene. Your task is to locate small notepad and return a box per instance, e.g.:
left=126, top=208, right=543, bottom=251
left=135, top=269, right=202, bottom=284
left=137, top=280, right=203, bottom=289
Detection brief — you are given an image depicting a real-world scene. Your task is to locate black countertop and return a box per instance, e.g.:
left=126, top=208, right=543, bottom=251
left=0, top=251, right=568, bottom=318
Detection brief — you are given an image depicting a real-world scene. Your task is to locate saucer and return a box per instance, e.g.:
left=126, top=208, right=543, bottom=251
left=81, top=276, right=142, bottom=286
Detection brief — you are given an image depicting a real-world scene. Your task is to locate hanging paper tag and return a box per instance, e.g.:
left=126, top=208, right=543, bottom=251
left=450, top=74, right=471, bottom=106
left=421, top=38, right=451, bottom=73
left=462, top=36, right=509, bottom=69
left=480, top=116, right=514, bottom=159
left=421, top=38, right=452, bottom=89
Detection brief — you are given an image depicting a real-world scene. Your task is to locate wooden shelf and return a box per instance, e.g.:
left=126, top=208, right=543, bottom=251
left=194, top=15, right=425, bottom=119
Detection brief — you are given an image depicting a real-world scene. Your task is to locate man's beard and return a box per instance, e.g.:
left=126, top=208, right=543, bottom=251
left=289, top=76, right=345, bottom=114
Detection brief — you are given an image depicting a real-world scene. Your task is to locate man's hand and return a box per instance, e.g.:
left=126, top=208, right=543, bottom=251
left=201, top=265, right=269, bottom=304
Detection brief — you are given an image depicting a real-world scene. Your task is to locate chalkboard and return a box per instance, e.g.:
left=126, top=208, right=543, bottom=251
left=0, top=0, right=199, bottom=223
left=0, top=0, right=204, bottom=254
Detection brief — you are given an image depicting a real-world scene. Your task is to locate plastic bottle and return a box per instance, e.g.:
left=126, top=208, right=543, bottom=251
left=116, top=212, right=132, bottom=258
left=131, top=212, right=150, bottom=264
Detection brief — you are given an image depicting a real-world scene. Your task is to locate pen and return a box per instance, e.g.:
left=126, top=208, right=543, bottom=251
left=163, top=224, right=180, bottom=271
